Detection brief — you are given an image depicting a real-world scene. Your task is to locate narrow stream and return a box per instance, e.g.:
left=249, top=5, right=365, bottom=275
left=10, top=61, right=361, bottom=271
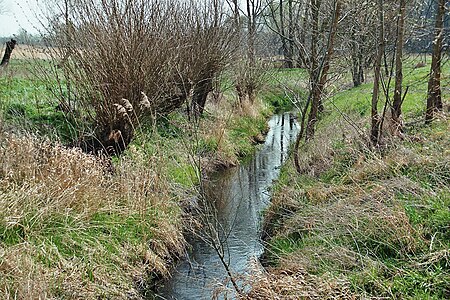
left=158, top=113, right=299, bottom=299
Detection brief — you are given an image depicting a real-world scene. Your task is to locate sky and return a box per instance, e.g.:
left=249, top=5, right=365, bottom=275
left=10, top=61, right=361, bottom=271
left=0, top=0, right=42, bottom=36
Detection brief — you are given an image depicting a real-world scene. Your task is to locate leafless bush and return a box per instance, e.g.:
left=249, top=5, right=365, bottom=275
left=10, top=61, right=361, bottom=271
left=33, top=0, right=235, bottom=154
left=233, top=58, right=269, bottom=107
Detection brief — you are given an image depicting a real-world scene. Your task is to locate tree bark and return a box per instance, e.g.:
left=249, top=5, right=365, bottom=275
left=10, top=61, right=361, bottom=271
left=287, top=0, right=294, bottom=68
left=425, top=0, right=445, bottom=124
left=279, top=0, right=291, bottom=68
left=391, top=0, right=406, bottom=133
left=306, top=0, right=341, bottom=140
left=192, top=77, right=213, bottom=119
left=351, top=26, right=361, bottom=87
left=246, top=0, right=256, bottom=67
left=305, top=0, right=320, bottom=140
left=358, top=48, right=364, bottom=83
left=1, top=39, right=17, bottom=67
left=230, top=0, right=240, bottom=30
left=371, top=0, right=384, bottom=146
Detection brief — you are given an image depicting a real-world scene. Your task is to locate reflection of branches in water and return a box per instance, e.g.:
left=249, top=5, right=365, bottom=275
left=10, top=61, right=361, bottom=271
left=180, top=113, right=244, bottom=297
left=195, top=176, right=243, bottom=297
left=161, top=113, right=299, bottom=299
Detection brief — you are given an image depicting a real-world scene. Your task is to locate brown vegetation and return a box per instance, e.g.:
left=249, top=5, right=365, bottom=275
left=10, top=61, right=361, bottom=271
left=254, top=113, right=449, bottom=298
left=0, top=132, right=185, bottom=298
left=36, top=0, right=235, bottom=155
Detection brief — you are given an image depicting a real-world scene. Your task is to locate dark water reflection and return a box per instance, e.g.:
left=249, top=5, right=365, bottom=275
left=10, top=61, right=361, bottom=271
left=158, top=113, right=299, bottom=300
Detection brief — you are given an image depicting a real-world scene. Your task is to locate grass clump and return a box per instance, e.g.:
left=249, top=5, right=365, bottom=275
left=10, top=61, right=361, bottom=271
left=0, top=132, right=186, bottom=299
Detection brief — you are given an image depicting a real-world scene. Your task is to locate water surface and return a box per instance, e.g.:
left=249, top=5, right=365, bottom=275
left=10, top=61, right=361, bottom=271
left=159, top=113, right=299, bottom=299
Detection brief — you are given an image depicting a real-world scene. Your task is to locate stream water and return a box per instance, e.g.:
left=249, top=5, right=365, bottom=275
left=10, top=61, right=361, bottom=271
left=158, top=113, right=299, bottom=299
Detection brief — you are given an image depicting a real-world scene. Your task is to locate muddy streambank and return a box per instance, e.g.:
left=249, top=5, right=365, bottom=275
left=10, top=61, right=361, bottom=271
left=155, top=113, right=299, bottom=299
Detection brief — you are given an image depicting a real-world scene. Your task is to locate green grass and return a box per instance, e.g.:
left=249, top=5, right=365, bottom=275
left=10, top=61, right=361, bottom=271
left=262, top=68, right=308, bottom=113
left=229, top=113, right=269, bottom=157
left=0, top=75, right=81, bottom=141
left=262, top=57, right=450, bottom=299
left=327, top=57, right=450, bottom=123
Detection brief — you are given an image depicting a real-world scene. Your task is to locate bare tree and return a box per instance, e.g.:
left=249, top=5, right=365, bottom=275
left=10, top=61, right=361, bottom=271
left=305, top=0, right=342, bottom=140
left=391, top=0, right=407, bottom=134
left=265, top=0, right=295, bottom=68
left=0, top=39, right=17, bottom=67
left=293, top=0, right=342, bottom=172
left=36, top=0, right=235, bottom=155
left=231, top=0, right=268, bottom=106
left=183, top=0, right=236, bottom=119
left=425, top=0, right=446, bottom=124
left=345, top=1, right=377, bottom=87
left=370, top=0, right=385, bottom=146
left=245, top=0, right=265, bottom=66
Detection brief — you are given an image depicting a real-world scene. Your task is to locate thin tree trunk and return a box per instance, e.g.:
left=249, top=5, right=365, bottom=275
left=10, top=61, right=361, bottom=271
left=279, top=0, right=290, bottom=68
left=305, top=0, right=320, bottom=140
left=246, top=0, right=256, bottom=67
left=383, top=49, right=389, bottom=76
left=294, top=93, right=312, bottom=173
left=358, top=50, right=364, bottom=83
left=351, top=27, right=361, bottom=87
left=287, top=0, right=294, bottom=68
left=391, top=0, right=406, bottom=133
left=425, top=0, right=445, bottom=124
left=306, top=0, right=340, bottom=140
left=371, top=0, right=384, bottom=146
left=232, top=0, right=239, bottom=28
left=0, top=39, right=17, bottom=67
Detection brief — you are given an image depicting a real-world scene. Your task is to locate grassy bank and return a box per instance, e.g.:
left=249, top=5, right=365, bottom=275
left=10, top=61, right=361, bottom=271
left=249, top=60, right=450, bottom=299
left=0, top=60, right=280, bottom=298
left=0, top=132, right=186, bottom=298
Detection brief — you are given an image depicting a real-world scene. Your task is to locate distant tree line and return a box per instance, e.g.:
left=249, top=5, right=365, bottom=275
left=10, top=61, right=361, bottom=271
left=0, top=30, right=47, bottom=46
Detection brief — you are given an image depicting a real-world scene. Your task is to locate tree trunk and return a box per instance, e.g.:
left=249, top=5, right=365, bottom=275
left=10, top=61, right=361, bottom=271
left=391, top=0, right=406, bottom=133
left=358, top=50, right=364, bottom=83
left=425, top=0, right=445, bottom=124
left=287, top=0, right=295, bottom=68
left=1, top=39, right=17, bottom=67
left=279, top=0, right=291, bottom=68
left=192, top=76, right=213, bottom=119
left=371, top=0, right=384, bottom=146
left=306, top=0, right=341, bottom=140
left=305, top=0, right=320, bottom=140
left=232, top=0, right=239, bottom=28
left=246, top=0, right=256, bottom=67
left=351, top=27, right=361, bottom=87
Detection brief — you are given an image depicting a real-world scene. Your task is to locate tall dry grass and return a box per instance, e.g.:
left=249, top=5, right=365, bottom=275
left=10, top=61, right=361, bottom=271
left=254, top=114, right=449, bottom=298
left=0, top=131, right=185, bottom=299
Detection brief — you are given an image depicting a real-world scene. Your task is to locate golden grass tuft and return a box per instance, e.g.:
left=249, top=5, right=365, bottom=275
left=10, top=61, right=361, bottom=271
left=243, top=267, right=356, bottom=299
left=0, top=132, right=185, bottom=299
